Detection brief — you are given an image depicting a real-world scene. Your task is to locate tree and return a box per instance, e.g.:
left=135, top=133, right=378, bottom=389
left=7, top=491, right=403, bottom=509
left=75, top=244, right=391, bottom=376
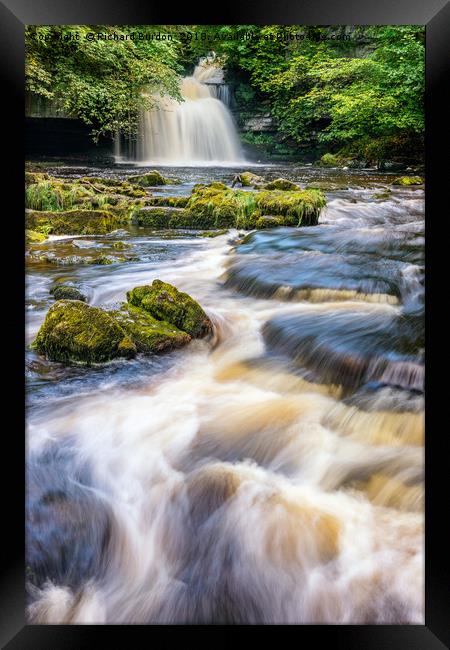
left=25, top=25, right=184, bottom=141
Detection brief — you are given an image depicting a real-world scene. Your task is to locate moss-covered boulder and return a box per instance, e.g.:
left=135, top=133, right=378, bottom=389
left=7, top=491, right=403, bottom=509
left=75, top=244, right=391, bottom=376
left=317, top=153, right=342, bottom=167
left=305, top=181, right=349, bottom=191
left=133, top=206, right=186, bottom=229
left=128, top=170, right=180, bottom=186
left=254, top=189, right=326, bottom=226
left=50, top=285, right=87, bottom=302
left=231, top=171, right=265, bottom=188
left=25, top=209, right=126, bottom=236
left=25, top=229, right=46, bottom=244
left=391, top=176, right=424, bottom=186
left=78, top=177, right=147, bottom=198
left=264, top=178, right=300, bottom=191
left=33, top=300, right=137, bottom=364
left=111, top=241, right=131, bottom=250
left=255, top=216, right=286, bottom=229
left=127, top=280, right=212, bottom=338
left=144, top=195, right=189, bottom=208
left=112, top=304, right=191, bottom=354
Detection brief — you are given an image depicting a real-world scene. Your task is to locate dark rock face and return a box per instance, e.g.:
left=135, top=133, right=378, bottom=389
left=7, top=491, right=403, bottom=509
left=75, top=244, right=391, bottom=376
left=50, top=285, right=87, bottom=302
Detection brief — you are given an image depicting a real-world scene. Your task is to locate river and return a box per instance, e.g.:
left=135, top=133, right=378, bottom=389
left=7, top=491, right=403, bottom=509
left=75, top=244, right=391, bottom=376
left=26, top=163, right=424, bottom=624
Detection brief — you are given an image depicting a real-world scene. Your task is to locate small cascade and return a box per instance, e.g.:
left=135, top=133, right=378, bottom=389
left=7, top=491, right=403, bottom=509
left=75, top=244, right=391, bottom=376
left=116, top=55, right=244, bottom=166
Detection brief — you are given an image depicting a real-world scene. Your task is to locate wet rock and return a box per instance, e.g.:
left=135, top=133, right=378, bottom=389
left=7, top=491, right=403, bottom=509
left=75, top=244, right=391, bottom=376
left=144, top=195, right=190, bottom=208
left=255, top=216, right=286, bottom=229
left=111, top=241, right=131, bottom=250
left=25, top=209, right=127, bottom=236
left=391, top=176, right=424, bottom=186
left=305, top=181, right=349, bottom=191
left=133, top=206, right=186, bottom=229
left=108, top=228, right=131, bottom=238
left=264, top=178, right=300, bottom=191
left=33, top=281, right=212, bottom=364
left=127, top=279, right=212, bottom=338
left=112, top=304, right=191, bottom=354
left=231, top=171, right=265, bottom=188
left=50, top=285, right=87, bottom=302
left=72, top=239, right=102, bottom=249
left=128, top=170, right=181, bottom=186
left=32, top=300, right=137, bottom=364
left=25, top=229, right=46, bottom=244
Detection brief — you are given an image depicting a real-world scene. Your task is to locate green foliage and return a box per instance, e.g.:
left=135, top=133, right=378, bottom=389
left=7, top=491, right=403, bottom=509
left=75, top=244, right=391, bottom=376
left=25, top=25, right=184, bottom=141
left=25, top=180, right=93, bottom=211
left=205, top=25, right=424, bottom=161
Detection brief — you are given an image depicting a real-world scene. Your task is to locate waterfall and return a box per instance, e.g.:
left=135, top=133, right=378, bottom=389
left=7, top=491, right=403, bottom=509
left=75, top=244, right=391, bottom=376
left=117, top=57, right=244, bottom=166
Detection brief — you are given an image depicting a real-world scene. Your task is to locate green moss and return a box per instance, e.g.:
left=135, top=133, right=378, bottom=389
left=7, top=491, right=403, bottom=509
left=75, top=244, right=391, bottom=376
left=233, top=172, right=265, bottom=187
left=25, top=171, right=50, bottom=184
left=33, top=300, right=136, bottom=364
left=25, top=229, right=46, bottom=244
left=144, top=195, right=189, bottom=208
left=25, top=180, right=94, bottom=211
left=186, top=185, right=258, bottom=229
left=50, top=285, right=87, bottom=301
left=25, top=209, right=126, bottom=235
left=391, top=176, right=424, bottom=186
left=199, top=230, right=229, bottom=238
left=127, top=279, right=212, bottom=338
left=113, top=304, right=191, bottom=353
left=93, top=256, right=114, bottom=265
left=133, top=207, right=184, bottom=228
left=254, top=189, right=326, bottom=226
left=78, top=177, right=147, bottom=197
left=255, top=216, right=286, bottom=229
left=317, top=153, right=343, bottom=167
left=372, top=190, right=392, bottom=200
left=264, top=178, right=300, bottom=191
left=128, top=170, right=181, bottom=186
left=305, top=181, right=349, bottom=191
left=111, top=241, right=131, bottom=250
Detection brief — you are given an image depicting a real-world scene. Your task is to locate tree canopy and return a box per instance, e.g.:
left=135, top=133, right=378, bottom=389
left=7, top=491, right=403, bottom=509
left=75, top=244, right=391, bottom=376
left=26, top=25, right=424, bottom=160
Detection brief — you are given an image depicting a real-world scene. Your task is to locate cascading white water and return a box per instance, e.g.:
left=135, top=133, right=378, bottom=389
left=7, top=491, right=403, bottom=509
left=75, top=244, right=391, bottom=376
left=129, top=57, right=244, bottom=166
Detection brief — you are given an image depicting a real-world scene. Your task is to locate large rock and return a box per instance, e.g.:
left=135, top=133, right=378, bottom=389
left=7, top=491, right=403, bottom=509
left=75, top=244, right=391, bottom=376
left=33, top=281, right=212, bottom=364
left=231, top=171, right=265, bottom=188
left=112, top=304, right=191, bottom=353
left=50, top=285, right=87, bottom=302
left=25, top=209, right=126, bottom=236
left=128, top=170, right=180, bottom=186
left=264, top=178, right=300, bottom=191
left=391, top=176, right=424, bottom=186
left=33, top=300, right=137, bottom=364
left=25, top=229, right=46, bottom=244
left=127, top=279, right=212, bottom=338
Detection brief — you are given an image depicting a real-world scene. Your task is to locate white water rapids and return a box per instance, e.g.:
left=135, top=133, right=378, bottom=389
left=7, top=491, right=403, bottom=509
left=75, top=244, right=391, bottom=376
left=26, top=182, right=424, bottom=624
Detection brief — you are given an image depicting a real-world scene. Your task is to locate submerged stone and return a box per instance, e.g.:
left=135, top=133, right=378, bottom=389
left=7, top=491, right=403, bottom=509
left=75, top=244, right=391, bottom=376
left=127, top=279, right=212, bottom=338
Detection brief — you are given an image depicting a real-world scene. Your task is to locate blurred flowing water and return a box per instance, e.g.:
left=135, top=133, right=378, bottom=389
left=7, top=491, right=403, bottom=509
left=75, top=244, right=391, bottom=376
left=26, top=164, right=424, bottom=624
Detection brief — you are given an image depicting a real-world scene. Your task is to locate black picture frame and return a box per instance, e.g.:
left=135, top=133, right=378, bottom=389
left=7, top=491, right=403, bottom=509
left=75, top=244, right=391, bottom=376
left=2, top=0, right=448, bottom=646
